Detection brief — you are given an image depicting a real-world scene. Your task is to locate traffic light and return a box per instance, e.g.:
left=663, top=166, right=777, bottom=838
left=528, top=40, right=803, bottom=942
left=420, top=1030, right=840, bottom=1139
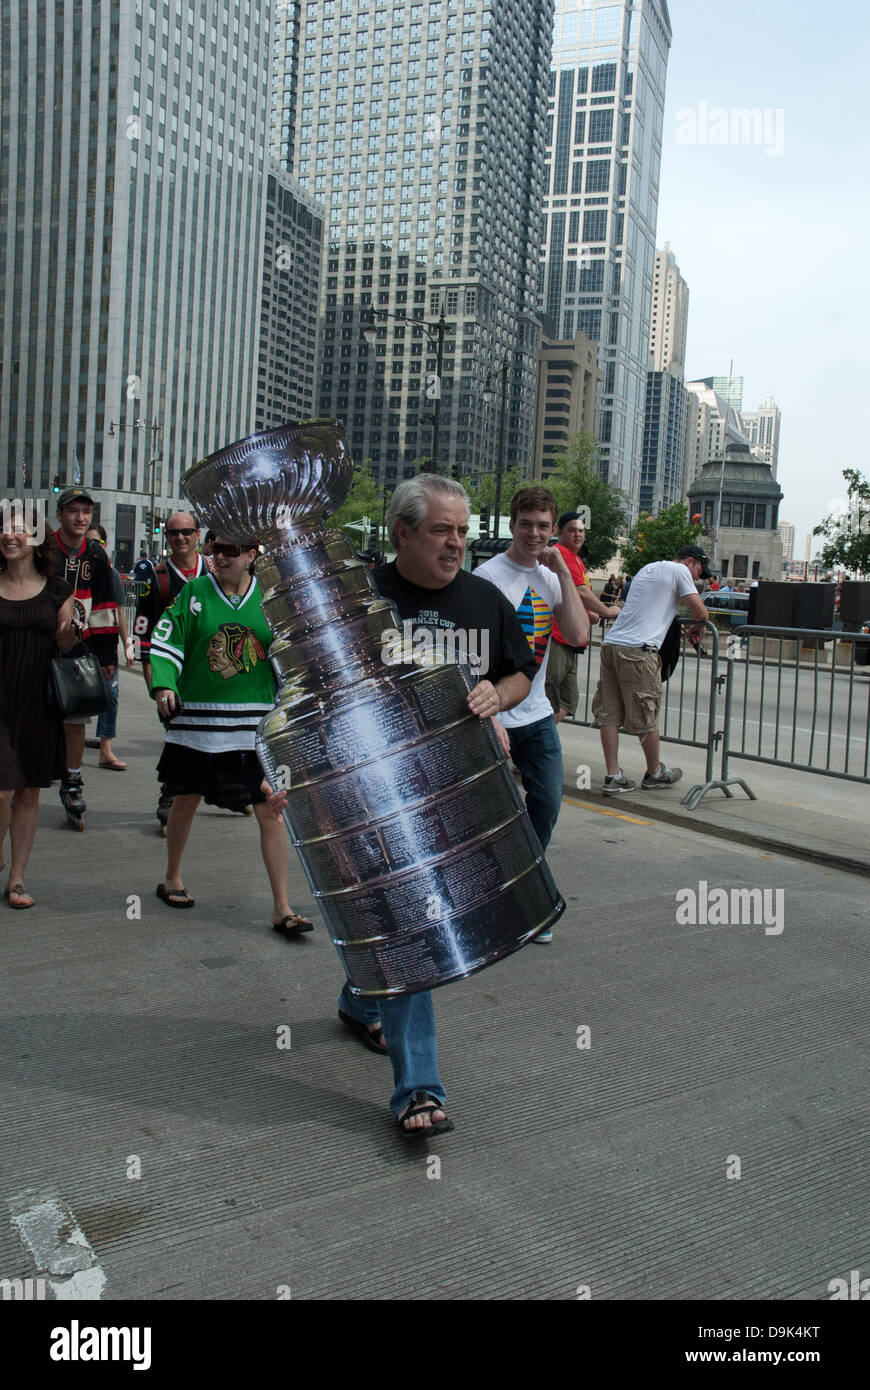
left=152, top=518, right=161, bottom=534
left=479, top=505, right=491, bottom=538
left=52, top=475, right=64, bottom=493
left=451, top=460, right=462, bottom=481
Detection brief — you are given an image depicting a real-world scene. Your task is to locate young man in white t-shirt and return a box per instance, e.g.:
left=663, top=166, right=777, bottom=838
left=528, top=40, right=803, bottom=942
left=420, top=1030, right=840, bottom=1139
left=592, top=545, right=710, bottom=793
left=476, top=488, right=588, bottom=939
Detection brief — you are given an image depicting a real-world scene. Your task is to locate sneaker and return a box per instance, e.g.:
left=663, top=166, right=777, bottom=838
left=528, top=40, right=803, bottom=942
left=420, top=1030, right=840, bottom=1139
left=602, top=770, right=637, bottom=794
left=641, top=764, right=683, bottom=789
left=533, top=929, right=553, bottom=944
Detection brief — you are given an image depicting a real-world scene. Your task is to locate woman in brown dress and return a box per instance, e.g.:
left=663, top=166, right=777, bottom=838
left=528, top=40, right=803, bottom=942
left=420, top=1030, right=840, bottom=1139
left=0, top=524, right=79, bottom=907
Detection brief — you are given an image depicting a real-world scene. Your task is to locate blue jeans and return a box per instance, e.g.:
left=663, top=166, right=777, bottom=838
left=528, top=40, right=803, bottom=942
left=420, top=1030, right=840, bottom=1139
left=96, top=669, right=119, bottom=741
left=338, top=981, right=445, bottom=1116
left=506, top=714, right=563, bottom=851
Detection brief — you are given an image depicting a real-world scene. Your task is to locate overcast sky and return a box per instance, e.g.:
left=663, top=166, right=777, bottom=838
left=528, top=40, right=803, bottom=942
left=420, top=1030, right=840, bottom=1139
left=656, top=0, right=870, bottom=559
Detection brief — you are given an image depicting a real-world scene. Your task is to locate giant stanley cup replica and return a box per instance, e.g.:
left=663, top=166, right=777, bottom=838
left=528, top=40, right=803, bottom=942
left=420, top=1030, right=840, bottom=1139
left=182, top=420, right=564, bottom=996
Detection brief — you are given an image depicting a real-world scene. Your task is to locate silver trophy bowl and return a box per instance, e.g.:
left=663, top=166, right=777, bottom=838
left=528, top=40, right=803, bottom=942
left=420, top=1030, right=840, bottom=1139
left=182, top=420, right=564, bottom=995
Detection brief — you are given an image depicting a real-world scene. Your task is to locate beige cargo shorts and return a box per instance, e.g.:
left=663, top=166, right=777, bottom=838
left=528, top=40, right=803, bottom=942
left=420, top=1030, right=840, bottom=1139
left=591, top=644, right=662, bottom=735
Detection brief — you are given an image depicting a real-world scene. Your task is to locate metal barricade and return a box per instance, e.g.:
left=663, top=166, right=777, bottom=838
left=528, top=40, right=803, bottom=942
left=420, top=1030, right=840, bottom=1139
left=681, top=625, right=870, bottom=809
left=123, top=580, right=147, bottom=651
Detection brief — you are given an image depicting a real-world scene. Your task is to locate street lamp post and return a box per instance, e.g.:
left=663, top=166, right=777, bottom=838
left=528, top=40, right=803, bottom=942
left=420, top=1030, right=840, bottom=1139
left=483, top=358, right=509, bottom=540
left=148, top=454, right=163, bottom=554
left=363, top=304, right=446, bottom=474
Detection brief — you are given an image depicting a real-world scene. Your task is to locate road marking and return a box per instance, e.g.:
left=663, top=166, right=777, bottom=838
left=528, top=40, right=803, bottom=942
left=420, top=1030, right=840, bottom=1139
left=563, top=796, right=653, bottom=826
left=7, top=1190, right=106, bottom=1300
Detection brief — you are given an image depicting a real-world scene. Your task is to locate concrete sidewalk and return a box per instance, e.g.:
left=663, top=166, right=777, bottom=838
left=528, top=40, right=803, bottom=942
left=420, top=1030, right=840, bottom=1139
left=0, top=667, right=867, bottom=1301
left=557, top=718, right=870, bottom=877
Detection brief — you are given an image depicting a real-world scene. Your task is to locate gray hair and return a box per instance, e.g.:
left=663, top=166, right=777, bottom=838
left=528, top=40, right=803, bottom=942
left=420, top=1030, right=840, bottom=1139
left=386, top=475, right=470, bottom=548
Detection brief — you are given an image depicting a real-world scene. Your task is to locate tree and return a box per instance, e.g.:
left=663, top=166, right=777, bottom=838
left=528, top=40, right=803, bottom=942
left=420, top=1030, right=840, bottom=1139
left=464, top=466, right=526, bottom=514
left=328, top=464, right=390, bottom=546
left=620, top=502, right=704, bottom=577
left=813, top=469, right=870, bottom=574
left=545, top=430, right=629, bottom=570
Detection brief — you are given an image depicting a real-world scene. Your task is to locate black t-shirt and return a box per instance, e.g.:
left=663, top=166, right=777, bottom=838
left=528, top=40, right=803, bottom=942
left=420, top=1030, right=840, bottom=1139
left=373, top=561, right=537, bottom=685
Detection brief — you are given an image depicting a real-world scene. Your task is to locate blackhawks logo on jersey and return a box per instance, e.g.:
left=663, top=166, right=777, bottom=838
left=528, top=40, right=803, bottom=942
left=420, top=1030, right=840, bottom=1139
left=207, top=623, right=266, bottom=680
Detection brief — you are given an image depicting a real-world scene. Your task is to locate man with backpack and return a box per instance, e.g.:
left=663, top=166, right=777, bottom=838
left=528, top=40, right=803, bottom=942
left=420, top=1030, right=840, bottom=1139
left=133, top=512, right=207, bottom=830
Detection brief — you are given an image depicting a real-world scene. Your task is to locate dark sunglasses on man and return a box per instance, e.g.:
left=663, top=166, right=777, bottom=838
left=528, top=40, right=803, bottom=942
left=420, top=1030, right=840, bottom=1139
left=166, top=526, right=197, bottom=537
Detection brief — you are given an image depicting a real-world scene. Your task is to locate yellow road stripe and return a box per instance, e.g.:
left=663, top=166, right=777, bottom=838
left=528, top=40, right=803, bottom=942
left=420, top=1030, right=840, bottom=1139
left=563, top=795, right=653, bottom=826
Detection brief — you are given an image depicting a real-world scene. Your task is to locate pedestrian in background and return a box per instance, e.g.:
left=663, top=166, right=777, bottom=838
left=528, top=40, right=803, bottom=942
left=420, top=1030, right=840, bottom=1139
left=0, top=524, right=79, bottom=907
left=85, top=525, right=135, bottom=770
left=592, top=546, right=710, bottom=793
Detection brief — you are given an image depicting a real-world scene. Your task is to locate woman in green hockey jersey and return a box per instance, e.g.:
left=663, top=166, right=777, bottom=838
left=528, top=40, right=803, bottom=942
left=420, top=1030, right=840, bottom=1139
left=148, top=537, right=312, bottom=935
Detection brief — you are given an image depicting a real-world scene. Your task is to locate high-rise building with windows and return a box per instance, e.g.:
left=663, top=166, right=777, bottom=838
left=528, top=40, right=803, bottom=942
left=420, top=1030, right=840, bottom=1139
left=640, top=369, right=687, bottom=514
left=274, top=0, right=553, bottom=488
left=0, top=1, right=270, bottom=567
left=778, top=519, right=795, bottom=564
left=531, top=322, right=601, bottom=480
left=540, top=0, right=672, bottom=509
left=641, top=242, right=689, bottom=513
left=743, top=394, right=782, bottom=477
left=649, top=242, right=688, bottom=376
left=702, top=374, right=744, bottom=412
left=255, top=162, right=324, bottom=433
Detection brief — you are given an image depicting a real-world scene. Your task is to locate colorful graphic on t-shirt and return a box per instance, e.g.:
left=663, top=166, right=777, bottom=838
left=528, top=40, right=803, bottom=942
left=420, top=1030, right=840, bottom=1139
left=206, top=623, right=266, bottom=680
left=516, top=587, right=553, bottom=669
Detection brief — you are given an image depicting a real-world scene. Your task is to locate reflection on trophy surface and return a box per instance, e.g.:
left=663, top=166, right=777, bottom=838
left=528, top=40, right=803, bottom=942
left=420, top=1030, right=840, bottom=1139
left=182, top=419, right=564, bottom=996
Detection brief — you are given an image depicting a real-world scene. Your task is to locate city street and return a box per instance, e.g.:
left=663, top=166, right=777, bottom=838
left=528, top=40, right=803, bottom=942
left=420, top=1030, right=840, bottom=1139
left=1, top=669, right=867, bottom=1302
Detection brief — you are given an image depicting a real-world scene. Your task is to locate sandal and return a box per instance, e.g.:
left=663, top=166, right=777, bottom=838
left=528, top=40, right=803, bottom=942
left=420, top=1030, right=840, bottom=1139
left=5, top=882, right=34, bottom=910
left=99, top=759, right=127, bottom=771
left=396, top=1091, right=454, bottom=1140
left=338, top=1008, right=388, bottom=1056
left=156, top=883, right=195, bottom=909
left=272, top=914, right=314, bottom=937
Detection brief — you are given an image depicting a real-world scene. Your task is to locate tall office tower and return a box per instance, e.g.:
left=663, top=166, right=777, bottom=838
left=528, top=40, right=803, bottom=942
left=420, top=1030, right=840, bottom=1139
left=276, top=0, right=552, bottom=488
left=649, top=242, right=688, bottom=375
left=640, top=369, right=687, bottom=514
left=778, top=519, right=795, bottom=563
left=743, top=394, right=782, bottom=477
left=255, top=162, right=325, bottom=432
left=702, top=374, right=744, bottom=412
left=641, top=240, right=688, bottom=512
left=531, top=322, right=601, bottom=480
left=683, top=380, right=748, bottom=494
left=540, top=0, right=672, bottom=509
left=0, top=2, right=270, bottom=567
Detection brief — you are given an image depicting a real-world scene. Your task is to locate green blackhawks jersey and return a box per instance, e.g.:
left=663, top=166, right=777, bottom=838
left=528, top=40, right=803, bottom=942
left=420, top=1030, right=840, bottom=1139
left=149, top=571, right=276, bottom=751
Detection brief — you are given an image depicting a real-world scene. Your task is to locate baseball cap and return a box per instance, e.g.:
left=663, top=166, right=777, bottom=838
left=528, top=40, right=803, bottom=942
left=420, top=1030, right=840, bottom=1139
left=675, top=544, right=711, bottom=579
left=557, top=510, right=586, bottom=529
left=57, top=487, right=94, bottom=508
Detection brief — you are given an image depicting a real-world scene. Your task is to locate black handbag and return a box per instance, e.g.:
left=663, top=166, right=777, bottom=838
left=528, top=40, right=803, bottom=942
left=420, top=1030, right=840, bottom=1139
left=49, top=649, right=111, bottom=718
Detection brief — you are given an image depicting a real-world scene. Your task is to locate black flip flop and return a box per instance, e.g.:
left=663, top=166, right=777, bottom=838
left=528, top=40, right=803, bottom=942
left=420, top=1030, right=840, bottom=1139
left=272, top=914, right=314, bottom=937
left=156, top=883, right=195, bottom=909
left=396, top=1091, right=454, bottom=1140
left=338, top=1008, right=388, bottom=1056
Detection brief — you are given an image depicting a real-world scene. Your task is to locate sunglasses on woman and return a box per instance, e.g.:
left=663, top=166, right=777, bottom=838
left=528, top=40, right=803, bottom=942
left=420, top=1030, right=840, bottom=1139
left=212, top=542, right=256, bottom=558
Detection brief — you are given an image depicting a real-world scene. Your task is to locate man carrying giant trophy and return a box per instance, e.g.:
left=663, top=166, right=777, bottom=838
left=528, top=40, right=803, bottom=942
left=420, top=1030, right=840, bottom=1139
left=181, top=421, right=565, bottom=1138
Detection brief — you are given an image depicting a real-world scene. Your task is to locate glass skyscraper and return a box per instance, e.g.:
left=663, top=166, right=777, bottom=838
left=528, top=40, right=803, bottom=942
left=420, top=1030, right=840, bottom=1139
left=274, top=0, right=553, bottom=486
left=541, top=0, right=671, bottom=510
left=0, top=1, right=270, bottom=563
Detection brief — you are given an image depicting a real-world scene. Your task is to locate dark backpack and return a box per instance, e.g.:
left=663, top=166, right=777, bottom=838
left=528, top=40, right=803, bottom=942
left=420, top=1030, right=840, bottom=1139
left=659, top=617, right=682, bottom=682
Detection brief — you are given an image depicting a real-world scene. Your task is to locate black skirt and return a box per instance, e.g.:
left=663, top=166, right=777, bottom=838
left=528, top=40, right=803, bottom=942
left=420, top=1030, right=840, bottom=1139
left=156, top=743, right=267, bottom=812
